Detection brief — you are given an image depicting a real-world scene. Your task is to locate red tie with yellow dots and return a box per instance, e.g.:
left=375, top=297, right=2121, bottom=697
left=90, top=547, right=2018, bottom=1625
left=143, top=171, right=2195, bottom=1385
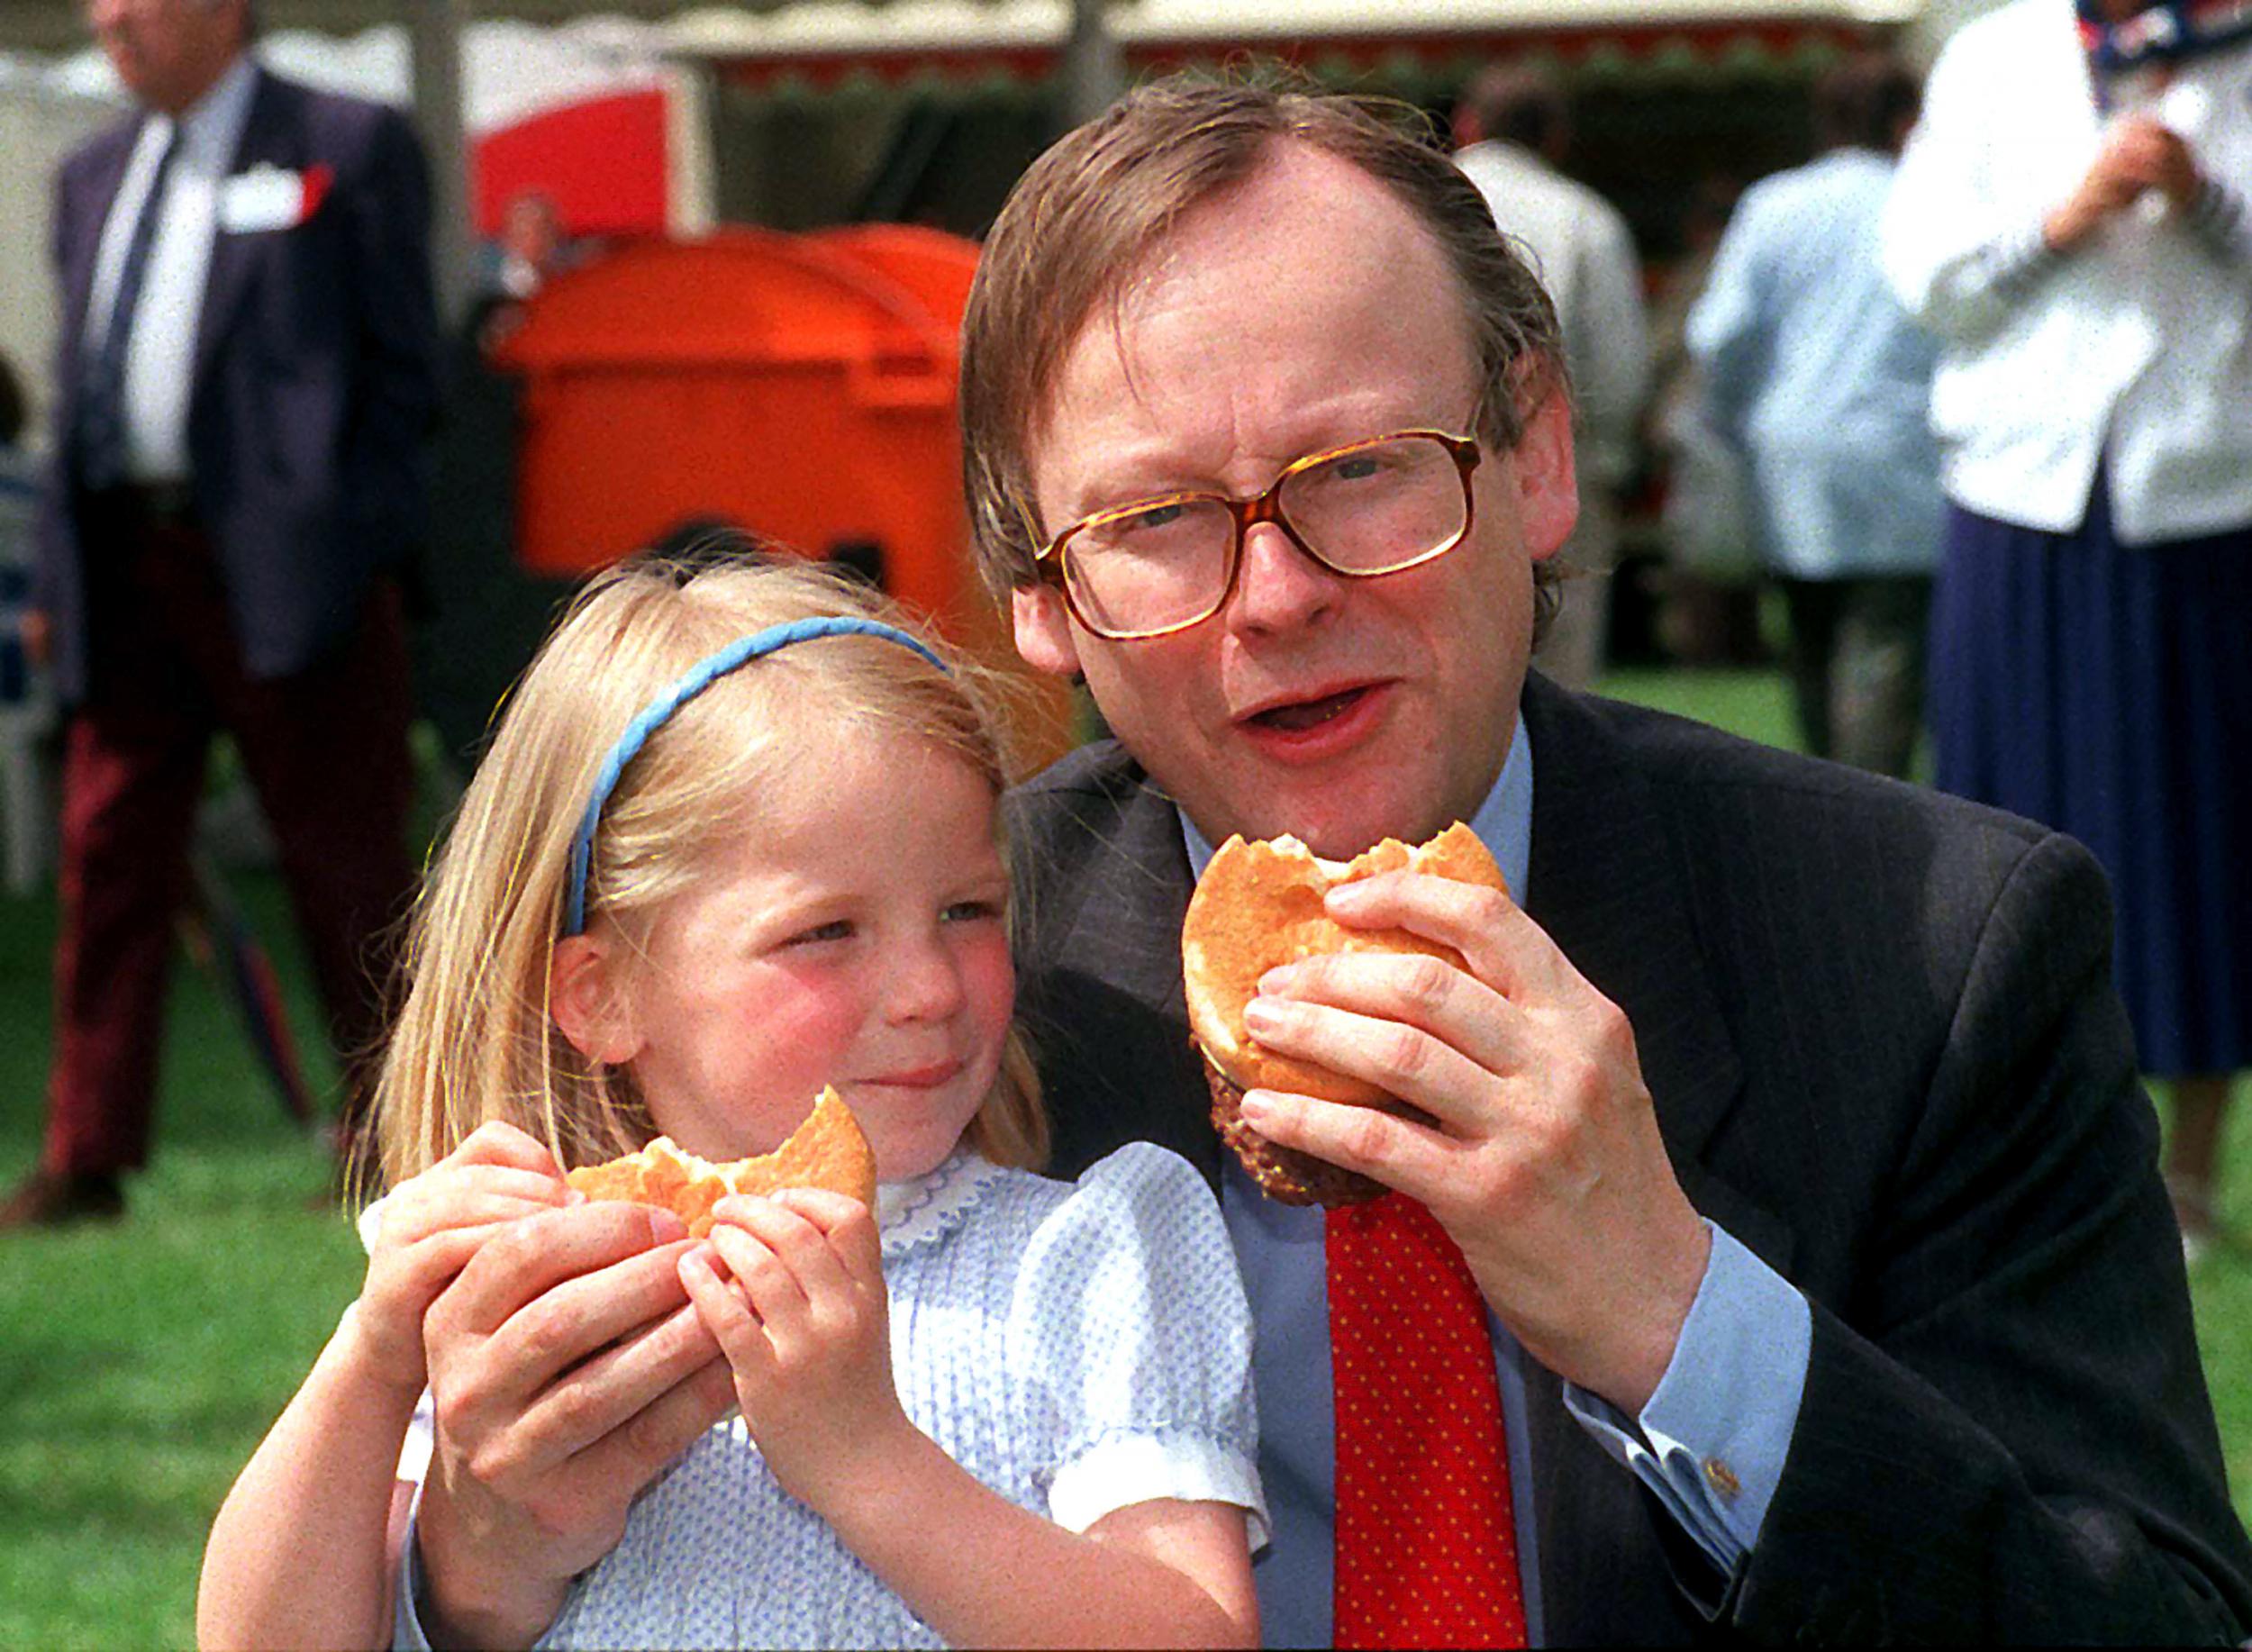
left=1329, top=1192, right=1527, bottom=1648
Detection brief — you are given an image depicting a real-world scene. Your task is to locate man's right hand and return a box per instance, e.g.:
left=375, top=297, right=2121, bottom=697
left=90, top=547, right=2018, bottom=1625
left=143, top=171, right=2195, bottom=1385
left=413, top=1202, right=736, bottom=1647
left=2045, top=113, right=2202, bottom=250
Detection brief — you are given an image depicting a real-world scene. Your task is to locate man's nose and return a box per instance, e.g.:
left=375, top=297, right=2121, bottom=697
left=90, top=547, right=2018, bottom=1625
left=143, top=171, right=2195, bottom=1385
left=1224, top=518, right=1342, bottom=636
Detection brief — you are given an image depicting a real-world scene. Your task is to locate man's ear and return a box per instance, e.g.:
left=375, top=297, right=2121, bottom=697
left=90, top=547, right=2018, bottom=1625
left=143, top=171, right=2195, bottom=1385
left=1012, top=583, right=1084, bottom=678
left=549, top=933, right=645, bottom=1067
left=1513, top=385, right=1580, bottom=564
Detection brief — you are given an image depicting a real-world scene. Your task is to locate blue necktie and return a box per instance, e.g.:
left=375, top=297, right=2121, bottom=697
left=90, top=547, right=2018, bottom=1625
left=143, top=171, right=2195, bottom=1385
left=77, top=126, right=179, bottom=495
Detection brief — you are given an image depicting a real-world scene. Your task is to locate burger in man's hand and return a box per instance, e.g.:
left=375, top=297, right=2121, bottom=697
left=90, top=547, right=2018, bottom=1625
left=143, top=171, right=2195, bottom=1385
left=1182, top=822, right=1506, bottom=1206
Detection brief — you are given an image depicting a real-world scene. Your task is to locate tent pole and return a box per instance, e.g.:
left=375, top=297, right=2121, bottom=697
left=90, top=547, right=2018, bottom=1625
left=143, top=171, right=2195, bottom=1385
left=408, top=0, right=475, bottom=328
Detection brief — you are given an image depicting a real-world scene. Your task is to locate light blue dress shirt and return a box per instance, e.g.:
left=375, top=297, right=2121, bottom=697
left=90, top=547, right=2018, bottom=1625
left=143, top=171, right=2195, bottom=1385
left=1184, top=714, right=1813, bottom=1647
left=1688, top=149, right=1944, bottom=580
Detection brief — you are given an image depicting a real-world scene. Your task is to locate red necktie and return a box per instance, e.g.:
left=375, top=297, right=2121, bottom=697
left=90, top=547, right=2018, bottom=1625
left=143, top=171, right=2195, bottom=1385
left=1329, top=1192, right=1527, bottom=1649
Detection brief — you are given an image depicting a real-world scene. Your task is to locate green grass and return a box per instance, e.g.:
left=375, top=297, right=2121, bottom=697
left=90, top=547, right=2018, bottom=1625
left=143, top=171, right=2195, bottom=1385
left=0, top=867, right=370, bottom=1648
left=0, top=672, right=2246, bottom=1645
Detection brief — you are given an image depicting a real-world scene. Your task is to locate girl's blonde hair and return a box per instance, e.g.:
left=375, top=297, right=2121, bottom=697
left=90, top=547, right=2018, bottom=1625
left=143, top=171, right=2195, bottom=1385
left=372, top=552, right=1048, bottom=1191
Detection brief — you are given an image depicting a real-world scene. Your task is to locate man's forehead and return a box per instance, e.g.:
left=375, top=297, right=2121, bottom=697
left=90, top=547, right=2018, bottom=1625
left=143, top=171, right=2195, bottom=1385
left=1121, top=142, right=1435, bottom=304
left=1032, top=142, right=1470, bottom=445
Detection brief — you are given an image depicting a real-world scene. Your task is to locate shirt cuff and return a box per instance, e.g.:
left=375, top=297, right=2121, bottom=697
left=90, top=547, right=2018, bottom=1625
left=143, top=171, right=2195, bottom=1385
left=391, top=1502, right=434, bottom=1652
left=2189, top=176, right=2252, bottom=265
left=1976, top=210, right=2066, bottom=298
left=1049, top=1430, right=1271, bottom=1552
left=1563, top=1219, right=1812, bottom=1574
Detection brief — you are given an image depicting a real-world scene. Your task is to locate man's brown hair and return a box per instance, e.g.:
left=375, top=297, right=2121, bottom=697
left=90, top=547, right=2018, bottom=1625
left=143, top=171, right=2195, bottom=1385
left=958, top=69, right=1568, bottom=627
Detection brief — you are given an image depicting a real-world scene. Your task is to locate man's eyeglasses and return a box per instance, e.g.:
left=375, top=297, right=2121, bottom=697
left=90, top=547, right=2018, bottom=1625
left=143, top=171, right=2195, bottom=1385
left=1034, top=428, right=1484, bottom=640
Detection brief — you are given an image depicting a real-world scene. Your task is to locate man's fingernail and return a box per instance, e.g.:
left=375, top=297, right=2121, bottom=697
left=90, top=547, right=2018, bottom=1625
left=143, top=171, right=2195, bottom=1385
left=646, top=1209, right=688, bottom=1243
left=1324, top=886, right=1375, bottom=921
left=1258, top=964, right=1297, bottom=994
left=1238, top=1089, right=1274, bottom=1122
left=1244, top=996, right=1281, bottom=1032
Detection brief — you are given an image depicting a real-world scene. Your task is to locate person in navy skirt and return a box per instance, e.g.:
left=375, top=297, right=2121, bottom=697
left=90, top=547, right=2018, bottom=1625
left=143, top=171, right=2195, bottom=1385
left=1884, top=0, right=2252, bottom=1256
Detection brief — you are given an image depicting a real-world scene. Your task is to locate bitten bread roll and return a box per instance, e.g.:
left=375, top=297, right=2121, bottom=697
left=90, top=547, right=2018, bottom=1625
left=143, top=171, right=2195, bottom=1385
left=1182, top=822, right=1507, bottom=1206
left=567, top=1085, right=877, bottom=1237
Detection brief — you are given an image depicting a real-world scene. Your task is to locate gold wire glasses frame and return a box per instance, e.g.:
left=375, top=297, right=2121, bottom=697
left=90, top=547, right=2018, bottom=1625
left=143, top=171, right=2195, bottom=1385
left=1034, top=428, right=1485, bottom=641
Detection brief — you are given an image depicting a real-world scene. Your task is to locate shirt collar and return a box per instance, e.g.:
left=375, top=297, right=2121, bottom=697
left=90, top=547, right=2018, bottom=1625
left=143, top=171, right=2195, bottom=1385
left=875, top=1148, right=1012, bottom=1260
left=1177, top=709, right=1533, bottom=903
left=148, top=51, right=259, bottom=173
left=1456, top=139, right=1550, bottom=178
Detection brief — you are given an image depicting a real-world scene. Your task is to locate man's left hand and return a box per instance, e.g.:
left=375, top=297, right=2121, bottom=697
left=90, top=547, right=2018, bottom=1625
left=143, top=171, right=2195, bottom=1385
left=1235, top=869, right=1712, bottom=1413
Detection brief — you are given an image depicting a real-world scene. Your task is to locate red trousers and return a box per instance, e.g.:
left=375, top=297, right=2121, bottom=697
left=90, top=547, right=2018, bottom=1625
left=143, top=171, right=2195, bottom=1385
left=41, top=509, right=416, bottom=1177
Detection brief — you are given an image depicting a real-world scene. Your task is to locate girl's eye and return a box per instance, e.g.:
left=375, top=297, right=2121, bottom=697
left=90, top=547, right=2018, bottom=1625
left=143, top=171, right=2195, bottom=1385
left=785, top=919, right=854, bottom=947
left=942, top=899, right=1003, bottom=924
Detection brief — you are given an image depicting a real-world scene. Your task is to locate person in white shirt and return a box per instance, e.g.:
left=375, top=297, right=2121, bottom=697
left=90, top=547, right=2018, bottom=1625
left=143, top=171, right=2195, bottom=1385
left=1883, top=0, right=2252, bottom=1256
left=1454, top=65, right=1648, bottom=692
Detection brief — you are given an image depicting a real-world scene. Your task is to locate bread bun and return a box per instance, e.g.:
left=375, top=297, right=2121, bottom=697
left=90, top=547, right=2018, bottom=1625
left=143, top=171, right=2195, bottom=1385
left=1182, top=822, right=1505, bottom=1206
left=567, top=1085, right=877, bottom=1237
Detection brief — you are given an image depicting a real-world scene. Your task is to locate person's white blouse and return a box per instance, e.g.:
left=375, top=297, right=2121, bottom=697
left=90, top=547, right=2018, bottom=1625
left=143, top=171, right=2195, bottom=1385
left=389, top=1142, right=1264, bottom=1650
left=1880, top=0, right=2252, bottom=544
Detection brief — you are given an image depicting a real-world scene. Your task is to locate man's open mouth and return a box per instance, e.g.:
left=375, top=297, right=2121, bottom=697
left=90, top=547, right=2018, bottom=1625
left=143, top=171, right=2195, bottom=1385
left=1248, top=686, right=1372, bottom=732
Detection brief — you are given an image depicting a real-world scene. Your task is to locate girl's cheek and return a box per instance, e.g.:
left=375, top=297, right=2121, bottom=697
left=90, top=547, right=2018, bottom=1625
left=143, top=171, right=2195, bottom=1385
left=749, top=969, right=869, bottom=1063
left=963, top=936, right=1017, bottom=1028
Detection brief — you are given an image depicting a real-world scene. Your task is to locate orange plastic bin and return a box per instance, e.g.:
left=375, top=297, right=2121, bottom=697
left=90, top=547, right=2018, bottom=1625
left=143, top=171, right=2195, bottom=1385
left=494, top=226, right=1071, bottom=767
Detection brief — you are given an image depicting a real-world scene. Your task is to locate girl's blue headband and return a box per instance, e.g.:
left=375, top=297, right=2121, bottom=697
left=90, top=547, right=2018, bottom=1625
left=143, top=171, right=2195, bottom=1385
left=562, top=615, right=950, bottom=936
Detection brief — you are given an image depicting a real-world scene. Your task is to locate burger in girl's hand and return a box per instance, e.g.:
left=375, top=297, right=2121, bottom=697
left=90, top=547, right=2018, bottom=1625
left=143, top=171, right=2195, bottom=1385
left=568, top=1085, right=877, bottom=1237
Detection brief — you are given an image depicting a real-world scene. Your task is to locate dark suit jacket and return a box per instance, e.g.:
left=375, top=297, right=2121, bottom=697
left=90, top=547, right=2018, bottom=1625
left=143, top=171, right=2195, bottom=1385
left=36, top=63, right=440, bottom=703
left=1007, top=672, right=2252, bottom=1643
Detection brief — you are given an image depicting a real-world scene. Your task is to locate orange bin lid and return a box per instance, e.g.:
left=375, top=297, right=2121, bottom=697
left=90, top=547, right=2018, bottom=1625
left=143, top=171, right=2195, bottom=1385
left=495, top=226, right=1073, bottom=770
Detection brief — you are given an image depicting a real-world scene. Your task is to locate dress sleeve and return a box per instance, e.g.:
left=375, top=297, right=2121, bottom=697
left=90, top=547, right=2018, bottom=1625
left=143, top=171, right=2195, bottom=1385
left=1880, top=32, right=2065, bottom=341
left=1004, top=1143, right=1268, bottom=1548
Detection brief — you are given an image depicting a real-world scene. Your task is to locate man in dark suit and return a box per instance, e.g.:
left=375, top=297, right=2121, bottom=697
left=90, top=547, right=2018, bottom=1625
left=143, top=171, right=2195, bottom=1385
left=955, top=77, right=2252, bottom=1642
left=1, top=0, right=436, bottom=1227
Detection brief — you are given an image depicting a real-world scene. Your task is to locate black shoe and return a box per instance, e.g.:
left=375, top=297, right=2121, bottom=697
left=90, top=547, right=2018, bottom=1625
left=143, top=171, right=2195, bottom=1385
left=0, top=1169, right=125, bottom=1230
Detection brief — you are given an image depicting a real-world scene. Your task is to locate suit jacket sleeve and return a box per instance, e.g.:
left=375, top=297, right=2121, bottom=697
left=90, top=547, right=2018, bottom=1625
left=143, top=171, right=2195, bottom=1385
left=1727, top=831, right=2250, bottom=1641
left=339, top=105, right=440, bottom=553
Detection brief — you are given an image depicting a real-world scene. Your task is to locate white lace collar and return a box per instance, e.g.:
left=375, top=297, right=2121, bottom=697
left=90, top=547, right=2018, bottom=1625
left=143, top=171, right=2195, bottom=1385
left=876, top=1149, right=1011, bottom=1260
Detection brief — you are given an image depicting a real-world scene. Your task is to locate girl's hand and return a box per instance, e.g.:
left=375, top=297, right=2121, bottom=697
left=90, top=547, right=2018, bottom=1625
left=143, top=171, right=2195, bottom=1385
left=351, top=1121, right=576, bottom=1395
left=678, top=1189, right=906, bottom=1510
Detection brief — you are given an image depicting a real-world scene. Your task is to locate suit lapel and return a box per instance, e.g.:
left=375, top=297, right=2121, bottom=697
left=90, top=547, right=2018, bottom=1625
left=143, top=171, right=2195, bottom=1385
left=1521, top=673, right=1748, bottom=1184
left=1052, top=773, right=1196, bottom=1017
left=60, top=121, right=147, bottom=367
left=1026, top=759, right=1222, bottom=1185
left=191, top=67, right=290, bottom=395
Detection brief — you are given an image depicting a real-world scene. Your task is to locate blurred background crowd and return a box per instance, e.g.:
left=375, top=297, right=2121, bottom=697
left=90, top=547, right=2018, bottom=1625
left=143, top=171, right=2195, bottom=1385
left=0, top=0, right=2246, bottom=1637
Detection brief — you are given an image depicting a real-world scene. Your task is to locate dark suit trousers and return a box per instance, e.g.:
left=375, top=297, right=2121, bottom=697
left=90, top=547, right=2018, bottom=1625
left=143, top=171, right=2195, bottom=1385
left=41, top=499, right=416, bottom=1176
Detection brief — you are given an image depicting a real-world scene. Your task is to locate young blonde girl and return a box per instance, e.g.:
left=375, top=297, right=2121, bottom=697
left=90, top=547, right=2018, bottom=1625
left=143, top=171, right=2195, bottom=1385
left=197, top=555, right=1263, bottom=1649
